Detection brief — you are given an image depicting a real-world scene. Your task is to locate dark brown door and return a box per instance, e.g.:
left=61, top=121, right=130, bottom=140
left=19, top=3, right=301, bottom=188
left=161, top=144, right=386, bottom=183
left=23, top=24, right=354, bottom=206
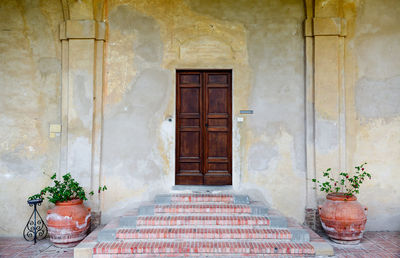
left=176, top=70, right=232, bottom=185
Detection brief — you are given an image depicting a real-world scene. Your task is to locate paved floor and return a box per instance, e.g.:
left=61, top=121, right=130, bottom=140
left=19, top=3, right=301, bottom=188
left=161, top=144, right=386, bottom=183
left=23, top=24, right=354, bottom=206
left=331, top=231, right=400, bottom=258
left=0, top=231, right=399, bottom=257
left=0, top=237, right=73, bottom=258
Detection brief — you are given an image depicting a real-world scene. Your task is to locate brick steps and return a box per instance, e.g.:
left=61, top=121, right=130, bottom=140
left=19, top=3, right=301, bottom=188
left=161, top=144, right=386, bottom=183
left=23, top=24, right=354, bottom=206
left=93, top=240, right=315, bottom=255
left=79, top=193, right=329, bottom=257
left=117, top=228, right=292, bottom=240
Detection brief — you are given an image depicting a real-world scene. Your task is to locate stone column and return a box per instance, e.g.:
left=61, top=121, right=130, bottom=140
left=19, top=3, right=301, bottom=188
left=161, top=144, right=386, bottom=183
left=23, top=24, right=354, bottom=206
left=59, top=1, right=106, bottom=228
left=304, top=0, right=347, bottom=230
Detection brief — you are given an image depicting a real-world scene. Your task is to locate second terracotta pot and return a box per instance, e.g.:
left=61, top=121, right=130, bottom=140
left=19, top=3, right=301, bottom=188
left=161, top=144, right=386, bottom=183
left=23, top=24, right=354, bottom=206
left=318, top=193, right=367, bottom=244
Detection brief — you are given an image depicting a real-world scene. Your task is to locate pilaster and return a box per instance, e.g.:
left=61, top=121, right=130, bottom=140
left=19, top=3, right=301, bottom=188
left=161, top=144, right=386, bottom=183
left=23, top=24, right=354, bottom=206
left=304, top=0, right=347, bottom=210
left=59, top=0, right=106, bottom=216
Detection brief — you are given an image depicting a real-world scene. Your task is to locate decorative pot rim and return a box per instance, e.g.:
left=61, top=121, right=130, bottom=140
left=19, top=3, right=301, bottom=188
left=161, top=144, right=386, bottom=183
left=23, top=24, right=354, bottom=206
left=326, top=192, right=357, bottom=201
left=55, top=199, right=83, bottom=206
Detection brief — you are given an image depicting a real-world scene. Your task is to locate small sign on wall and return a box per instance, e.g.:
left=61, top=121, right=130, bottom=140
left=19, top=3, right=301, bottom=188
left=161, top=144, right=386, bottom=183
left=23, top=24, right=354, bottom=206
left=240, top=110, right=254, bottom=114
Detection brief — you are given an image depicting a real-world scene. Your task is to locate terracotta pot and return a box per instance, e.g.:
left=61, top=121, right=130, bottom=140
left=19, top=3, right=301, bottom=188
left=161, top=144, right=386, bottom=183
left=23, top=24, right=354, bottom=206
left=46, top=199, right=91, bottom=247
left=318, top=193, right=367, bottom=244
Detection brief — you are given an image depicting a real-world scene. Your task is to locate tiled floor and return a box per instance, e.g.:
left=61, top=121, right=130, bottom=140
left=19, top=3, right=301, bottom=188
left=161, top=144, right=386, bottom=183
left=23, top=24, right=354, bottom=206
left=0, top=231, right=399, bottom=257
left=0, top=237, right=73, bottom=258
left=331, top=231, right=400, bottom=258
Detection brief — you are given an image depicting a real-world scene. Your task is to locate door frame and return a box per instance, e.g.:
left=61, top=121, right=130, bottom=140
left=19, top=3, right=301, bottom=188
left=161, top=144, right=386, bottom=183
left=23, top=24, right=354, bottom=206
left=175, top=69, right=233, bottom=185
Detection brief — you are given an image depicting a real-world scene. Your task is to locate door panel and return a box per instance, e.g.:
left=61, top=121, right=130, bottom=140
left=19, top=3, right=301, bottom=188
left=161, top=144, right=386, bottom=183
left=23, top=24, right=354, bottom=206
left=179, top=131, right=200, bottom=157
left=207, top=88, right=228, bottom=113
left=176, top=70, right=232, bottom=185
left=180, top=88, right=200, bottom=113
left=204, top=72, right=232, bottom=185
left=176, top=72, right=203, bottom=185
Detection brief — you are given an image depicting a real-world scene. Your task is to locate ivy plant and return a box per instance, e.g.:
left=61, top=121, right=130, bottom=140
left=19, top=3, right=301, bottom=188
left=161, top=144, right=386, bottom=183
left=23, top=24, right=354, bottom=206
left=312, top=162, right=371, bottom=197
left=28, top=173, right=107, bottom=204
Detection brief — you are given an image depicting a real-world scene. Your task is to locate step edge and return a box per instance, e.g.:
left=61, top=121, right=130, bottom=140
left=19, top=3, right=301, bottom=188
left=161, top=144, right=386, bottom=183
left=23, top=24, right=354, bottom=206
left=310, top=241, right=334, bottom=256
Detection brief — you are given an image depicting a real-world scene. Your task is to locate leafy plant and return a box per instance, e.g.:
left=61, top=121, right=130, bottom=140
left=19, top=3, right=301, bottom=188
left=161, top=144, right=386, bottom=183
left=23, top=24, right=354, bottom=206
left=312, top=162, right=371, bottom=197
left=28, top=173, right=107, bottom=204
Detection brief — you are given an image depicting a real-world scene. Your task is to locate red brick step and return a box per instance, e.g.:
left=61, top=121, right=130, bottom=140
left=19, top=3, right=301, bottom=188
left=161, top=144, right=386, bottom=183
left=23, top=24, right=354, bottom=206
left=154, top=204, right=252, bottom=214
left=170, top=194, right=234, bottom=203
left=136, top=215, right=271, bottom=227
left=93, top=241, right=314, bottom=255
left=117, top=228, right=291, bottom=240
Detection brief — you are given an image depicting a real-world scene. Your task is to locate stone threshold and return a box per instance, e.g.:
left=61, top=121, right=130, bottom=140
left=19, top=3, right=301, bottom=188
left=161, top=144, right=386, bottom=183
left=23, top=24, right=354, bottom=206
left=171, top=185, right=234, bottom=192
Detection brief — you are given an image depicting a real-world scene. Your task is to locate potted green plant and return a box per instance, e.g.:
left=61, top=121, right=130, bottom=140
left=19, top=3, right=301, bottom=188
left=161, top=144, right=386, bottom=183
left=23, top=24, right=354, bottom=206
left=29, top=173, right=107, bottom=247
left=312, top=162, right=372, bottom=244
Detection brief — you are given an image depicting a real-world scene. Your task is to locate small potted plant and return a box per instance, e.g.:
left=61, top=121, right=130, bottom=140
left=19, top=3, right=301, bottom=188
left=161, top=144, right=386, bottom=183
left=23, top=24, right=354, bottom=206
left=29, top=173, right=107, bottom=247
left=312, top=162, right=371, bottom=244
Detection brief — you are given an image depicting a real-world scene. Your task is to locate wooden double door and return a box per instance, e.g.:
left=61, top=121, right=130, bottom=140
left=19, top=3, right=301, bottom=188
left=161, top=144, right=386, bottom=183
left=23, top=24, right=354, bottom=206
left=176, top=70, right=232, bottom=185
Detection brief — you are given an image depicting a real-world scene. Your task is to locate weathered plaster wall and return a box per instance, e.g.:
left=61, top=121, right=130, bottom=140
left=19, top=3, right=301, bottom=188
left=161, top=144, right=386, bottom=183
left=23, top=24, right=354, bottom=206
left=0, top=0, right=63, bottom=236
left=101, top=0, right=306, bottom=223
left=2, top=0, right=399, bottom=236
left=344, top=0, right=400, bottom=230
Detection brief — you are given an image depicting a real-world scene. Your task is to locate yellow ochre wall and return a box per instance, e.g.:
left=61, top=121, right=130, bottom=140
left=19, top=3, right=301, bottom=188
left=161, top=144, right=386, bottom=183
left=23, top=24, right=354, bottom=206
left=344, top=0, right=400, bottom=230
